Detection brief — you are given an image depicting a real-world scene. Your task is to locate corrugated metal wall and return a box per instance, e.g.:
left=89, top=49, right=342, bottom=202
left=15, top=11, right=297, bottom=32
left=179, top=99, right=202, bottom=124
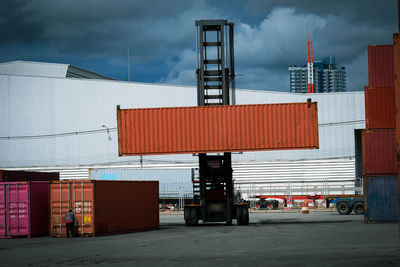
left=0, top=75, right=365, bottom=167
left=233, top=158, right=357, bottom=197
left=2, top=158, right=358, bottom=198
left=90, top=168, right=193, bottom=198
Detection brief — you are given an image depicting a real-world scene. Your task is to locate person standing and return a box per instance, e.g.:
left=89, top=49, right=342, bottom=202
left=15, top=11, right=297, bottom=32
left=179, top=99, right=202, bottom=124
left=65, top=209, right=76, bottom=237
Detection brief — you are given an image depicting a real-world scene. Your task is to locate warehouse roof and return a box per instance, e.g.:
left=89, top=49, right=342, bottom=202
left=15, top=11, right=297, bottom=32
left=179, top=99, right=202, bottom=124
left=0, top=60, right=115, bottom=80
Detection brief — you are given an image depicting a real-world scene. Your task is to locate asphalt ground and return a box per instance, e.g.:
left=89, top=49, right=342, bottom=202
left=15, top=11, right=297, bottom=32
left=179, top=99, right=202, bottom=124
left=1, top=211, right=399, bottom=267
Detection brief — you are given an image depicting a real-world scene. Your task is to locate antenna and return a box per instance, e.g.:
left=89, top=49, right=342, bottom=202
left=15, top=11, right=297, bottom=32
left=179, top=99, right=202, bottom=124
left=307, top=24, right=314, bottom=93
left=127, top=48, right=130, bottom=81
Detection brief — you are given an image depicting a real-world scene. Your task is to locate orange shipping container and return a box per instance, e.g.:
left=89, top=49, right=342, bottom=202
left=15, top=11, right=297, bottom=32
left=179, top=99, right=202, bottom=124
left=364, top=86, right=396, bottom=129
left=117, top=103, right=319, bottom=156
left=368, top=44, right=394, bottom=87
left=50, top=181, right=159, bottom=237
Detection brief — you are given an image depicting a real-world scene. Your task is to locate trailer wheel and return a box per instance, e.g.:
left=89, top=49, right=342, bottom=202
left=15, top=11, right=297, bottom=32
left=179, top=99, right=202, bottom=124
left=184, top=207, right=198, bottom=226
left=336, top=202, right=351, bottom=215
left=353, top=202, right=364, bottom=215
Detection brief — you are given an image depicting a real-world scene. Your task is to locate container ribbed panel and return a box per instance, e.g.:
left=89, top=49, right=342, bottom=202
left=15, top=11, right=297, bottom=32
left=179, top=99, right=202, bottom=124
left=368, top=44, right=394, bottom=87
left=117, top=103, right=319, bottom=156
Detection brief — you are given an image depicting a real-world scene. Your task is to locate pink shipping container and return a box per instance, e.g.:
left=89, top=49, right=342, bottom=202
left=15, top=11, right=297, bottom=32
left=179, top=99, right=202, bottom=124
left=368, top=44, right=394, bottom=87
left=117, top=102, right=319, bottom=156
left=0, top=181, right=49, bottom=238
left=362, top=129, right=397, bottom=176
left=364, top=86, right=396, bottom=129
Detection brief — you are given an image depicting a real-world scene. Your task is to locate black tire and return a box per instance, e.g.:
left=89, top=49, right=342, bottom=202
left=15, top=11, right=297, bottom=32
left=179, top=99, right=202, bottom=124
left=237, top=206, right=249, bottom=225
left=237, top=207, right=244, bottom=225
left=336, top=201, right=351, bottom=215
left=184, top=207, right=198, bottom=226
left=243, top=207, right=249, bottom=225
left=353, top=202, right=364, bottom=215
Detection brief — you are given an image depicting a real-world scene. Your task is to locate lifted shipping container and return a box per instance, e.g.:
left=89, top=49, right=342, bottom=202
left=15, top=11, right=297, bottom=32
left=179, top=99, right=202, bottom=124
left=117, top=102, right=319, bottom=156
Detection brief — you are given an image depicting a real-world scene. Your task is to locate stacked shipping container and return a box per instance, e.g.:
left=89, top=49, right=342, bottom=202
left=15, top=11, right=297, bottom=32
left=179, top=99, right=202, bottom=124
left=363, top=45, right=399, bottom=223
left=394, top=34, right=400, bottom=224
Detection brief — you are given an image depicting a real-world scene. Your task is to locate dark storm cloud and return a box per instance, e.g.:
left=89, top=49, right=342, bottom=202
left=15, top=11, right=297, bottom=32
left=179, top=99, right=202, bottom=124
left=0, top=0, right=43, bottom=44
left=0, top=0, right=397, bottom=91
left=6, top=0, right=218, bottom=63
left=245, top=0, right=397, bottom=28
left=163, top=2, right=397, bottom=91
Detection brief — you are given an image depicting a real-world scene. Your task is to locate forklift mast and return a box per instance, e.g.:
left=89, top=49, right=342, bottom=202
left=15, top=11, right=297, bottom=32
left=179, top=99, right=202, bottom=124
left=184, top=20, right=248, bottom=226
left=195, top=20, right=235, bottom=106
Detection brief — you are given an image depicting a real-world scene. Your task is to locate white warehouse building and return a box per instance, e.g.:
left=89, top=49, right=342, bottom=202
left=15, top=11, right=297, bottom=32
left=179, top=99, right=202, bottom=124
left=0, top=61, right=365, bottom=199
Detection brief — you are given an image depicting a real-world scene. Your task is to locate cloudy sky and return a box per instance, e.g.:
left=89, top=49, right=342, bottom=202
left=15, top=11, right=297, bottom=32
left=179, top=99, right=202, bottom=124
left=0, top=0, right=398, bottom=91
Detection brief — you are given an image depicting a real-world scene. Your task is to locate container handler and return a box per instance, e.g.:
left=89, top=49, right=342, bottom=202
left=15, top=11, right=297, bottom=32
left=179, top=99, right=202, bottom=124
left=184, top=20, right=249, bottom=226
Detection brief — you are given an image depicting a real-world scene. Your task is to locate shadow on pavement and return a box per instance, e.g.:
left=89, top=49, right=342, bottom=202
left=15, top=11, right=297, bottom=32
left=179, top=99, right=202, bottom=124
left=257, top=219, right=352, bottom=225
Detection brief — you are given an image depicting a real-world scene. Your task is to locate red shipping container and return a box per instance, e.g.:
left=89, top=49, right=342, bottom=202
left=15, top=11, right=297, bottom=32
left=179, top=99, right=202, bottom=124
left=362, top=129, right=397, bottom=176
left=0, top=181, right=49, bottom=238
left=364, top=86, right=395, bottom=129
left=394, top=34, right=400, bottom=152
left=50, top=180, right=159, bottom=237
left=368, top=44, right=394, bottom=87
left=117, top=103, right=319, bottom=156
left=394, top=34, right=400, bottom=220
left=0, top=170, right=59, bottom=182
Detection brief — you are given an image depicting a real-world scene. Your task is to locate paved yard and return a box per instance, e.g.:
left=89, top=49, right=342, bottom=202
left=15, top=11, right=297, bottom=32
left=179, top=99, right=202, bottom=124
left=1, top=212, right=399, bottom=266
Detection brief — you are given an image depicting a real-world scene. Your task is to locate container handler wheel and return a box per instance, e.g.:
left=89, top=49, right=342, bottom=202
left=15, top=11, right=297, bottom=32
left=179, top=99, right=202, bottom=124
left=353, top=202, right=364, bottom=215
left=236, top=205, right=249, bottom=225
left=336, top=201, right=351, bottom=215
left=184, top=206, right=198, bottom=226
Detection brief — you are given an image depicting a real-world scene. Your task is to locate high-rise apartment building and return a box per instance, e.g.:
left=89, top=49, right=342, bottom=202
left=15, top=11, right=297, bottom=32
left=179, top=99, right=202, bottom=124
left=289, top=56, right=346, bottom=93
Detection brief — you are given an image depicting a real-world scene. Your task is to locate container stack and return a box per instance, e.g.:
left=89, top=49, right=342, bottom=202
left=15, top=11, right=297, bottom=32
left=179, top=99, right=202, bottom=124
left=394, top=33, right=400, bottom=225
left=363, top=44, right=399, bottom=223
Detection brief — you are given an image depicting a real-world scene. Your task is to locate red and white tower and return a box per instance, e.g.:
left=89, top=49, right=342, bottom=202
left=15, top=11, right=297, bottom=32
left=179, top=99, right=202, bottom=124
left=307, top=24, right=314, bottom=93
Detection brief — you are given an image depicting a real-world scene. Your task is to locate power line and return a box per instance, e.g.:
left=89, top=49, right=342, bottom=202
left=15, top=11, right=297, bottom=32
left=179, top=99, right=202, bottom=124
left=0, top=119, right=365, bottom=140
left=318, top=119, right=365, bottom=127
left=0, top=127, right=117, bottom=140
